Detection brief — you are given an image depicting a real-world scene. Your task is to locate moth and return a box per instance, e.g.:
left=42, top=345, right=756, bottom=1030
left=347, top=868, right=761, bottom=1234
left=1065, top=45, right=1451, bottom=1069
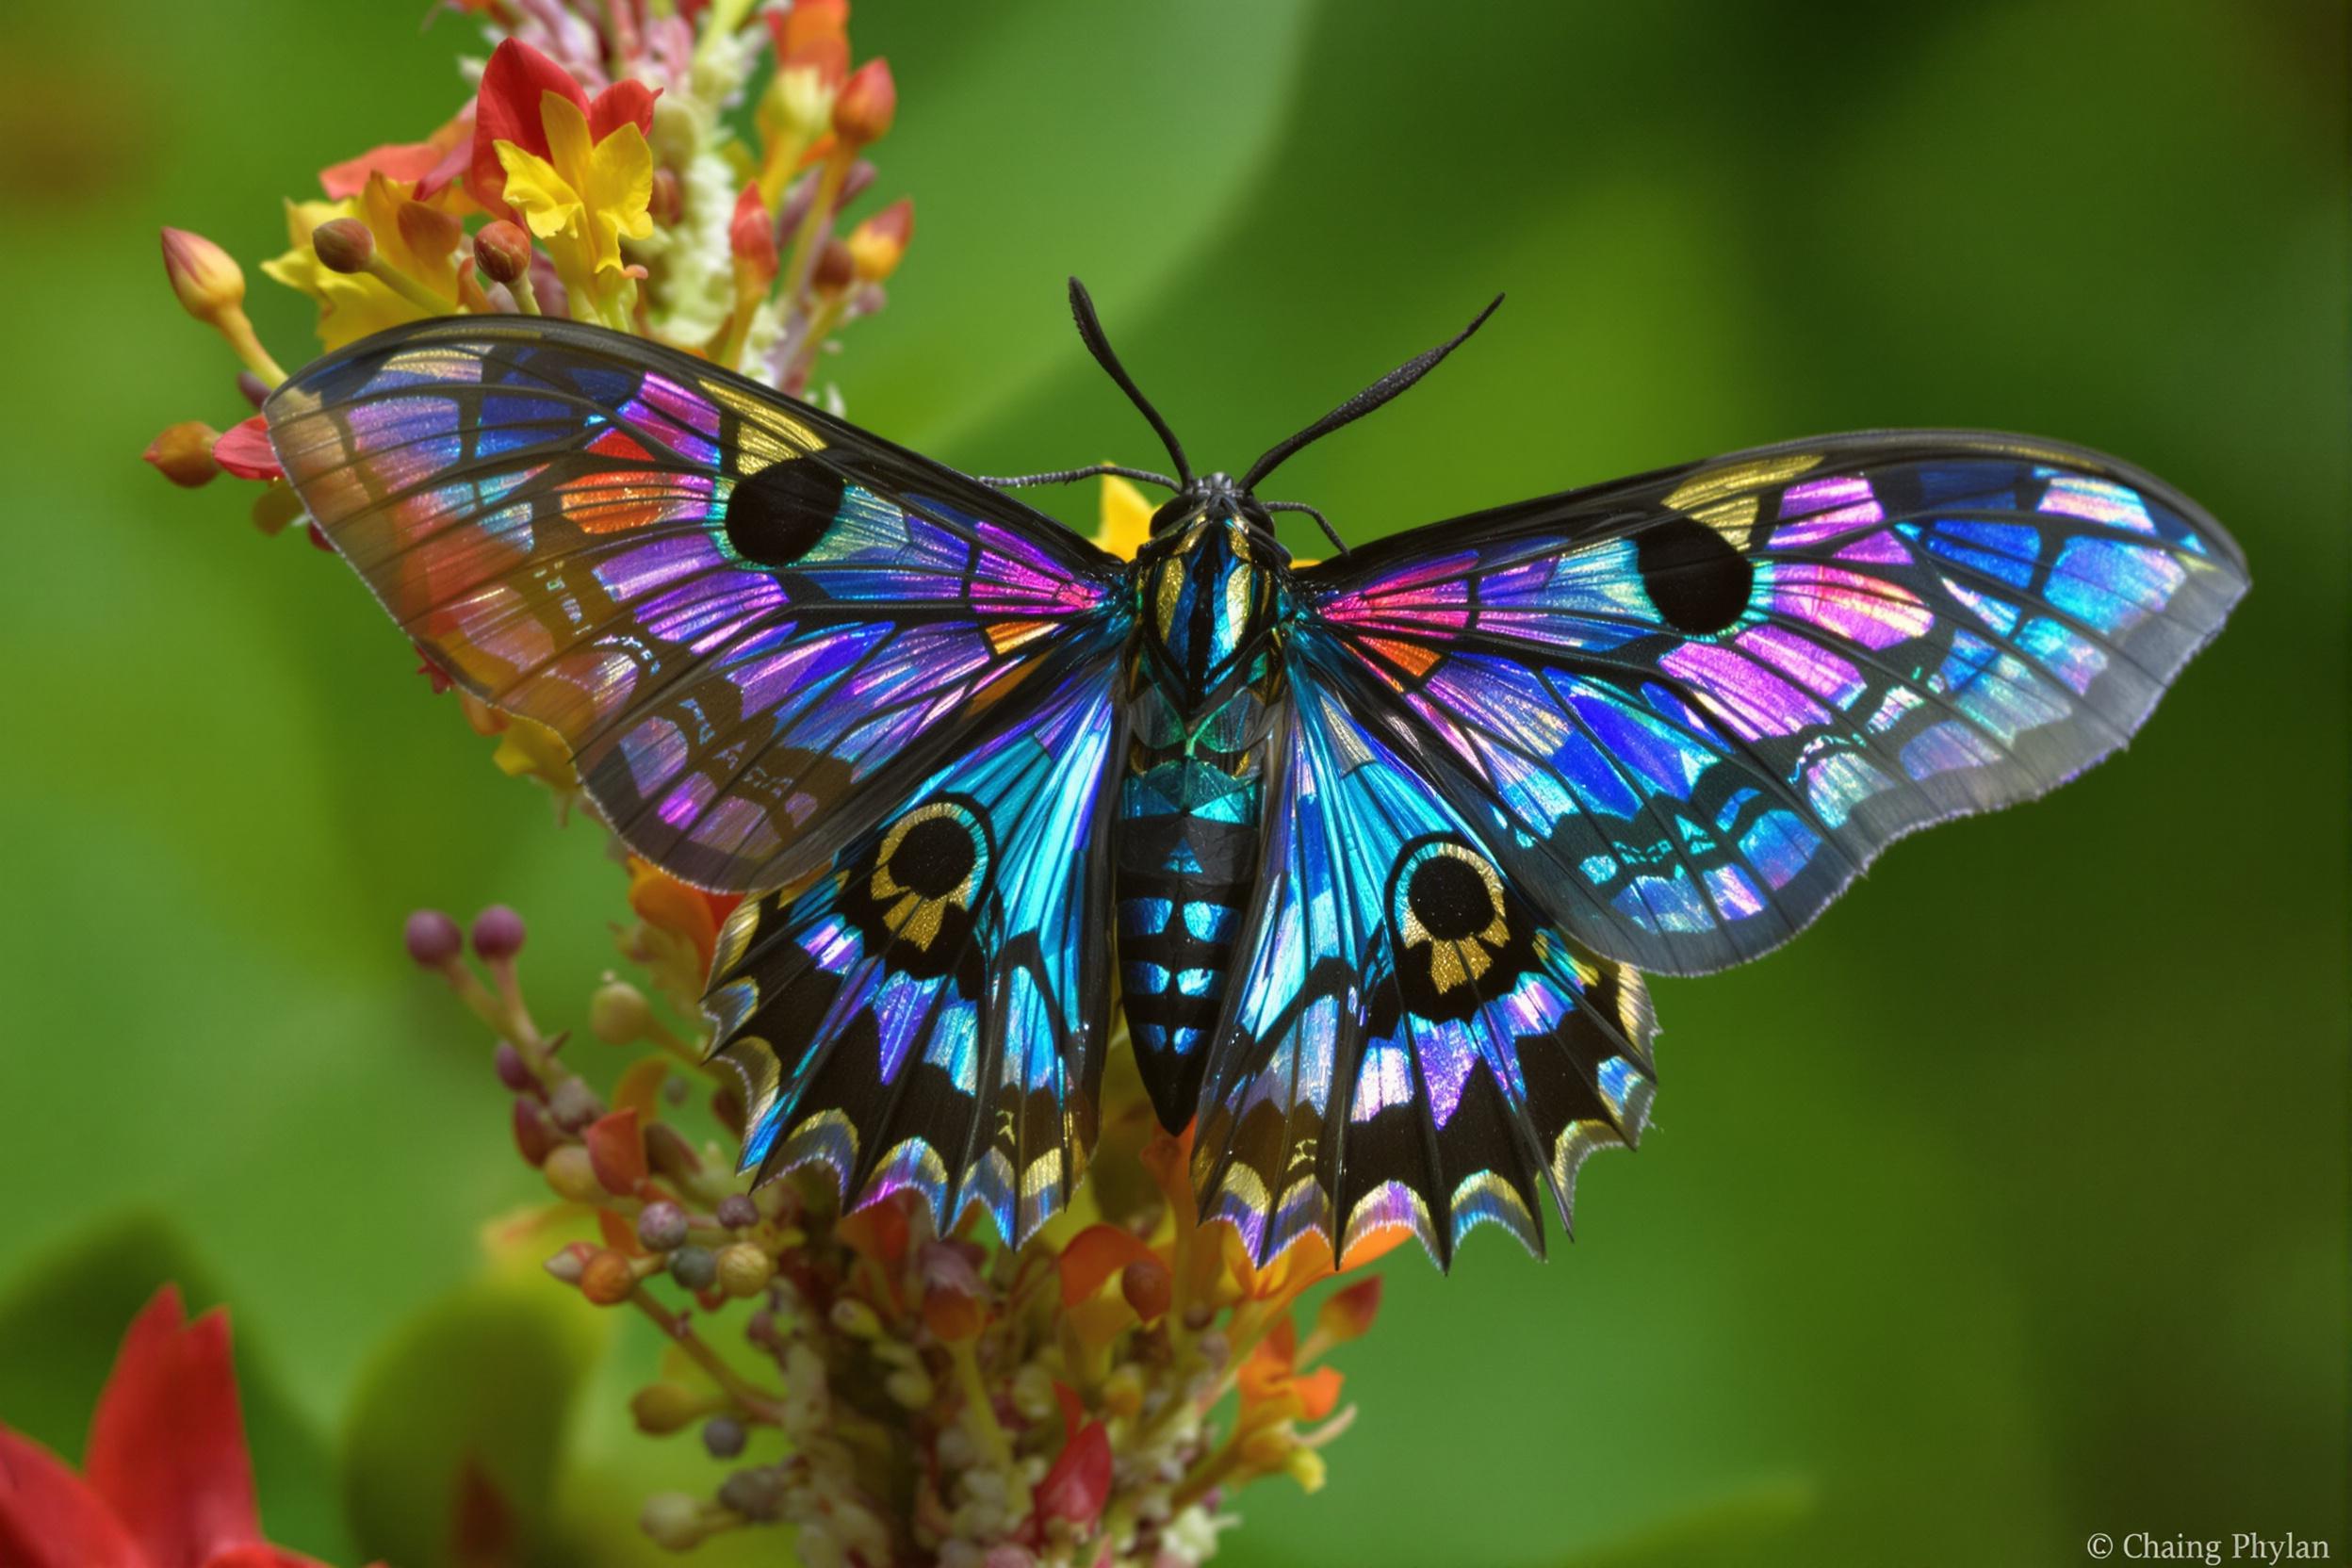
left=264, top=282, right=2246, bottom=1266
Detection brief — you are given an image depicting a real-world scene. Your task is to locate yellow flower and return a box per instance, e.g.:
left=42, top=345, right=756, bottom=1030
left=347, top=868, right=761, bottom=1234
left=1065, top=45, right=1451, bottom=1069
left=261, top=175, right=460, bottom=350
left=495, top=91, right=654, bottom=326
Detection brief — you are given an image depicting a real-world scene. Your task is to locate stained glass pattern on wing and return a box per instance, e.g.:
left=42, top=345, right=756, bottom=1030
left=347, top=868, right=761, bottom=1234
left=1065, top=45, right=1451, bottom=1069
left=1192, top=674, right=1658, bottom=1270
left=702, top=668, right=1124, bottom=1245
left=1300, top=433, right=2247, bottom=975
left=265, top=317, right=1127, bottom=895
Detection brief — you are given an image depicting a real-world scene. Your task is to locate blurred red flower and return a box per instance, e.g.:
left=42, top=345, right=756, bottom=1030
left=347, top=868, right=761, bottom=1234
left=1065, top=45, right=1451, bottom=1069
left=0, top=1286, right=363, bottom=1568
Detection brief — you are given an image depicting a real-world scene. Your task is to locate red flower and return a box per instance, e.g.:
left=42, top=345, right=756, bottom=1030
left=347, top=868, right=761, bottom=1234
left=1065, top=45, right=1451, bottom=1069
left=210, top=416, right=282, bottom=482
left=0, top=1286, right=364, bottom=1568
left=466, top=39, right=659, bottom=221
left=319, top=111, right=473, bottom=203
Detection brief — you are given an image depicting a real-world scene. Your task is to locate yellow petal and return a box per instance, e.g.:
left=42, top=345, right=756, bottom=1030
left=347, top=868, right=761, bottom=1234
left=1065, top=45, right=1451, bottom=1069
left=496, top=141, right=583, bottom=242
left=1094, top=473, right=1153, bottom=560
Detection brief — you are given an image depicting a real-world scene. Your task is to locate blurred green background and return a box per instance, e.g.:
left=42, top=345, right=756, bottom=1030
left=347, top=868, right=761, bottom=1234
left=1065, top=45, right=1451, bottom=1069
left=0, top=1, right=2343, bottom=1564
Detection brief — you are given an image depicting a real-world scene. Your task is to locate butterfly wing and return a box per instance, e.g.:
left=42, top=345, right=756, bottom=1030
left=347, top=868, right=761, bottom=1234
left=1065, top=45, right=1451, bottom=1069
left=265, top=317, right=1129, bottom=895
left=1193, top=673, right=1658, bottom=1268
left=704, top=667, right=1124, bottom=1243
left=1296, top=432, right=2246, bottom=975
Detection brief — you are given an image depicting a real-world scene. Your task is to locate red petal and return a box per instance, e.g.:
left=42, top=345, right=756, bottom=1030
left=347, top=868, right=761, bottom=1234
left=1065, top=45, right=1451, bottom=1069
left=586, top=78, right=660, bottom=143
left=211, top=417, right=281, bottom=482
left=468, top=39, right=589, bottom=218
left=0, top=1427, right=148, bottom=1568
left=84, top=1287, right=262, bottom=1568
left=319, top=113, right=470, bottom=202
left=1035, top=1421, right=1112, bottom=1526
left=584, top=1107, right=647, bottom=1196
left=201, top=1547, right=343, bottom=1568
left=1293, top=1364, right=1345, bottom=1422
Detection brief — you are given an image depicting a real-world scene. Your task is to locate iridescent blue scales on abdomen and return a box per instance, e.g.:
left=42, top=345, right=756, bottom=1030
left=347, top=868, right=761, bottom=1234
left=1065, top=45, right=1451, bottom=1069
left=1116, top=509, right=1289, bottom=1129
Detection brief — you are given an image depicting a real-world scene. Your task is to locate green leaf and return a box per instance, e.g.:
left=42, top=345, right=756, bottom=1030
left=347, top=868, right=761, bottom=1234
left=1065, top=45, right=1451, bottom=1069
left=339, top=1266, right=609, bottom=1567
left=0, top=1210, right=350, bottom=1561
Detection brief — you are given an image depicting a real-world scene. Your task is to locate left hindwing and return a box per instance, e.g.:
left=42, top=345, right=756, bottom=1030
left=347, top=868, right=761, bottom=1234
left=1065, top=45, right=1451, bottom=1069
left=1295, top=432, right=2247, bottom=976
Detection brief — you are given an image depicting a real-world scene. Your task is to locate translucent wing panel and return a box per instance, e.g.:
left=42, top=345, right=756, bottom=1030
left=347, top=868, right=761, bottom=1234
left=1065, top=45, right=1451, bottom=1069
left=267, top=318, right=1124, bottom=892
left=1194, top=677, right=1657, bottom=1269
left=705, top=668, right=1124, bottom=1245
left=1301, top=433, right=2246, bottom=974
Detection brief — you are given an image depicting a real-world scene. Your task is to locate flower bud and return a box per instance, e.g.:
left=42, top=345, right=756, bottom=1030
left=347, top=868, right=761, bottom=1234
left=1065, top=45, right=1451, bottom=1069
left=669, top=1244, right=718, bottom=1291
left=702, top=1415, right=747, bottom=1458
left=585, top=1107, right=647, bottom=1195
left=470, top=905, right=527, bottom=960
left=493, top=1042, right=536, bottom=1094
left=144, top=421, right=221, bottom=487
left=160, top=227, right=245, bottom=322
left=717, top=1466, right=787, bottom=1523
left=729, top=184, right=777, bottom=280
left=831, top=58, right=896, bottom=147
left=639, top=1492, right=707, bottom=1551
left=648, top=166, right=684, bottom=227
left=580, top=1248, right=639, bottom=1305
left=716, top=1243, right=775, bottom=1298
left=544, top=1143, right=604, bottom=1204
left=716, top=1194, right=760, bottom=1230
left=544, top=1242, right=591, bottom=1283
left=404, top=906, right=463, bottom=968
left=1316, top=1274, right=1383, bottom=1344
left=589, top=978, right=654, bottom=1045
left=547, top=1077, right=604, bottom=1133
left=636, top=1200, right=691, bottom=1252
left=769, top=0, right=849, bottom=83
left=629, top=1380, right=710, bottom=1433
left=846, top=198, right=912, bottom=283
left=511, top=1098, right=557, bottom=1167
left=810, top=237, right=855, bottom=294
left=472, top=220, right=534, bottom=286
left=396, top=200, right=463, bottom=265
left=828, top=1297, right=882, bottom=1338
left=310, top=218, right=376, bottom=275
left=1120, top=1256, right=1172, bottom=1322
left=884, top=1366, right=935, bottom=1408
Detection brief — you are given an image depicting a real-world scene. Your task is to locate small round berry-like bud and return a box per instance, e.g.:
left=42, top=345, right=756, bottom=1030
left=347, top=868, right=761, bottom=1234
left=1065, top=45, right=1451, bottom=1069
left=639, top=1491, right=707, bottom=1551
left=493, top=1042, right=537, bottom=1094
left=716, top=1243, right=774, bottom=1298
left=811, top=237, right=856, bottom=294
left=310, top=218, right=376, bottom=275
left=831, top=58, right=896, bottom=147
left=547, top=1077, right=604, bottom=1133
left=715, top=1194, right=759, bottom=1231
left=144, top=421, right=222, bottom=487
left=511, top=1098, right=557, bottom=1167
left=648, top=166, right=684, bottom=226
left=472, top=220, right=534, bottom=286
left=580, top=1248, right=639, bottom=1305
left=884, top=1366, right=935, bottom=1408
left=404, top=909, right=463, bottom=968
left=544, top=1144, right=604, bottom=1204
left=159, top=227, right=245, bottom=322
left=669, top=1244, right=718, bottom=1291
left=716, top=1466, right=787, bottom=1522
left=544, top=1244, right=589, bottom=1283
left=702, top=1415, right=747, bottom=1458
left=828, top=1297, right=882, bottom=1338
left=629, top=1380, right=710, bottom=1433
left=589, top=979, right=655, bottom=1045
left=1120, top=1256, right=1173, bottom=1322
left=637, top=1200, right=691, bottom=1252
left=470, top=905, right=527, bottom=960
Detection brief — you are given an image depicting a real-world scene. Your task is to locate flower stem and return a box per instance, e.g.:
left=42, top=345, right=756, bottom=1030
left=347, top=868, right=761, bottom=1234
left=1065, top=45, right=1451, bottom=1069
left=631, top=1286, right=789, bottom=1424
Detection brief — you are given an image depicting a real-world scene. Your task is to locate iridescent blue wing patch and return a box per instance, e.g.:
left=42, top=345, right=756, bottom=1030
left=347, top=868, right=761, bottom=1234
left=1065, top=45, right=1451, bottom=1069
left=1298, top=432, right=2246, bottom=975
left=266, top=317, right=1128, bottom=896
left=1192, top=674, right=1658, bottom=1268
left=704, top=667, right=1124, bottom=1243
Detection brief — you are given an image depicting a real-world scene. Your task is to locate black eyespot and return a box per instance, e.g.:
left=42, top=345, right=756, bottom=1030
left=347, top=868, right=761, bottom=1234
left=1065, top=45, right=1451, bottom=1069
left=724, top=459, right=843, bottom=567
left=1407, top=854, right=1494, bottom=940
left=891, top=815, right=977, bottom=898
left=1636, top=514, right=1754, bottom=635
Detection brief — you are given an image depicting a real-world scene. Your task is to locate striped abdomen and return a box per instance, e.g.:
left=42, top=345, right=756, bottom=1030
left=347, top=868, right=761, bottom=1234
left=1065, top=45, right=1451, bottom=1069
left=1116, top=515, right=1288, bottom=1130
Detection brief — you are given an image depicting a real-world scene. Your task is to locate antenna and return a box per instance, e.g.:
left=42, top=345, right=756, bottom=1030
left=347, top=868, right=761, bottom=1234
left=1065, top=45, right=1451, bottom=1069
left=1241, top=295, right=1503, bottom=492
left=1067, top=277, right=1193, bottom=487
